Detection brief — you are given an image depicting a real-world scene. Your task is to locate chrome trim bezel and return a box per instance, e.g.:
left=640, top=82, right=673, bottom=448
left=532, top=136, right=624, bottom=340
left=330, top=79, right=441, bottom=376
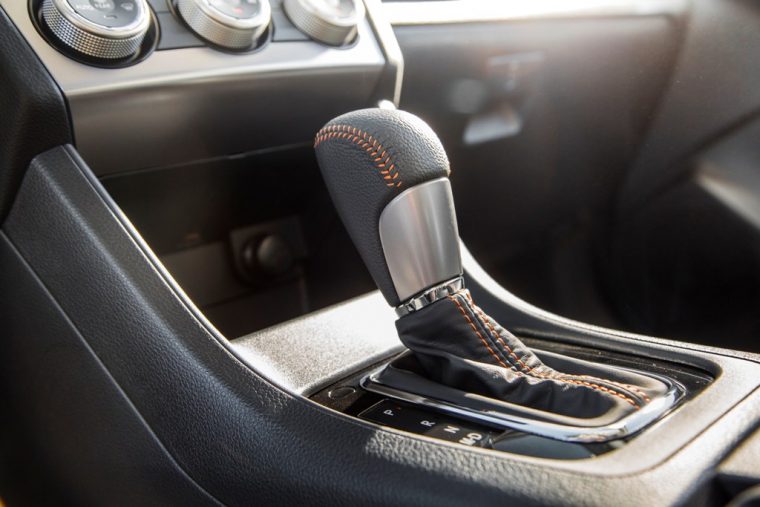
left=361, top=364, right=684, bottom=443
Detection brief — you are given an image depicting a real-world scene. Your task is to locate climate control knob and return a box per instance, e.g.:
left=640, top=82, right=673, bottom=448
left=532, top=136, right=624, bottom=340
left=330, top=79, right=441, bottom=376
left=283, top=0, right=364, bottom=47
left=41, top=0, right=151, bottom=60
left=177, top=0, right=271, bottom=50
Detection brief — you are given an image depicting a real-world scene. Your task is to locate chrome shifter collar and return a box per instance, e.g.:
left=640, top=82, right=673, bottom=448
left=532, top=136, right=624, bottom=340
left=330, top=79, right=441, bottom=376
left=395, top=276, right=465, bottom=317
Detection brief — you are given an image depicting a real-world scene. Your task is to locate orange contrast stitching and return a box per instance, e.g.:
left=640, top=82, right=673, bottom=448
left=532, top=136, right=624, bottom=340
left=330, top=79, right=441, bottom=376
left=580, top=376, right=652, bottom=403
left=464, top=293, right=532, bottom=373
left=451, top=292, right=640, bottom=408
left=463, top=292, right=647, bottom=404
left=469, top=301, right=641, bottom=408
left=448, top=295, right=516, bottom=372
left=314, top=124, right=402, bottom=188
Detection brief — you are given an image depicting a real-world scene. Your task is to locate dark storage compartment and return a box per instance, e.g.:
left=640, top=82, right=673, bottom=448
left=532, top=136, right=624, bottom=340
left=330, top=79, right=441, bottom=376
left=103, top=146, right=375, bottom=337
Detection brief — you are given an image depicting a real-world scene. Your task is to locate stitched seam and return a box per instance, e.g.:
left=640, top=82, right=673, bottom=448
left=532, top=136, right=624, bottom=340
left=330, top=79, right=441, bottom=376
left=464, top=292, right=533, bottom=373
left=471, top=302, right=640, bottom=408
left=314, top=124, right=402, bottom=188
left=450, top=293, right=638, bottom=407
left=448, top=294, right=639, bottom=408
left=448, top=295, right=517, bottom=372
left=579, top=376, right=652, bottom=403
left=459, top=292, right=640, bottom=408
left=457, top=293, right=526, bottom=372
left=478, top=298, right=650, bottom=402
left=482, top=314, right=640, bottom=408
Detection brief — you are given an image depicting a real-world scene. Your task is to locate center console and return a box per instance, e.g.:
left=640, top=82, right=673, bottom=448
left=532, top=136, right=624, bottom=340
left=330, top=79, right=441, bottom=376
left=1, top=1, right=760, bottom=506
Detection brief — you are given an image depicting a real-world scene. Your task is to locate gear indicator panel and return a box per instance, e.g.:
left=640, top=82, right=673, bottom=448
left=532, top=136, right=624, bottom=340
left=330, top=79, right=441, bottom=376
left=359, top=399, right=494, bottom=448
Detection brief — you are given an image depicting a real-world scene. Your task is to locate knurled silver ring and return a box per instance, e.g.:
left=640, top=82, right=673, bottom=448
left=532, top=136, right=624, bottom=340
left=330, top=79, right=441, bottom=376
left=42, top=0, right=149, bottom=59
left=283, top=0, right=363, bottom=46
left=396, top=276, right=465, bottom=317
left=176, top=0, right=270, bottom=49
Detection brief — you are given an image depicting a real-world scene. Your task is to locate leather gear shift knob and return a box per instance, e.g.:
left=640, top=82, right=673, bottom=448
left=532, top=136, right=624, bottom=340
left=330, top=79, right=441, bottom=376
left=315, top=108, right=462, bottom=306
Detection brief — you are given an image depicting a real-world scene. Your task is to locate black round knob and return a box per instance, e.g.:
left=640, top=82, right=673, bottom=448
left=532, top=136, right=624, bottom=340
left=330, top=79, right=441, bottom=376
left=242, top=234, right=294, bottom=280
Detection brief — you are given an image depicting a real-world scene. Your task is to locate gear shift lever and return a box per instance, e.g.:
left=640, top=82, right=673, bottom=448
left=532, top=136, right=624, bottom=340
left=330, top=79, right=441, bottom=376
left=315, top=109, right=677, bottom=441
left=314, top=108, right=461, bottom=308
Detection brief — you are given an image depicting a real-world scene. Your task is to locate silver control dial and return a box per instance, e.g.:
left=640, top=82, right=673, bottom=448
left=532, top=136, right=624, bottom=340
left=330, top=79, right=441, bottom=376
left=283, top=0, right=364, bottom=46
left=41, top=0, right=151, bottom=60
left=177, top=0, right=271, bottom=50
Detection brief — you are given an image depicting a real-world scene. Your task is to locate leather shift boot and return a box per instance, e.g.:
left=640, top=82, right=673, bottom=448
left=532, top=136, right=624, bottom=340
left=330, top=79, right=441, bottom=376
left=396, top=289, right=668, bottom=425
